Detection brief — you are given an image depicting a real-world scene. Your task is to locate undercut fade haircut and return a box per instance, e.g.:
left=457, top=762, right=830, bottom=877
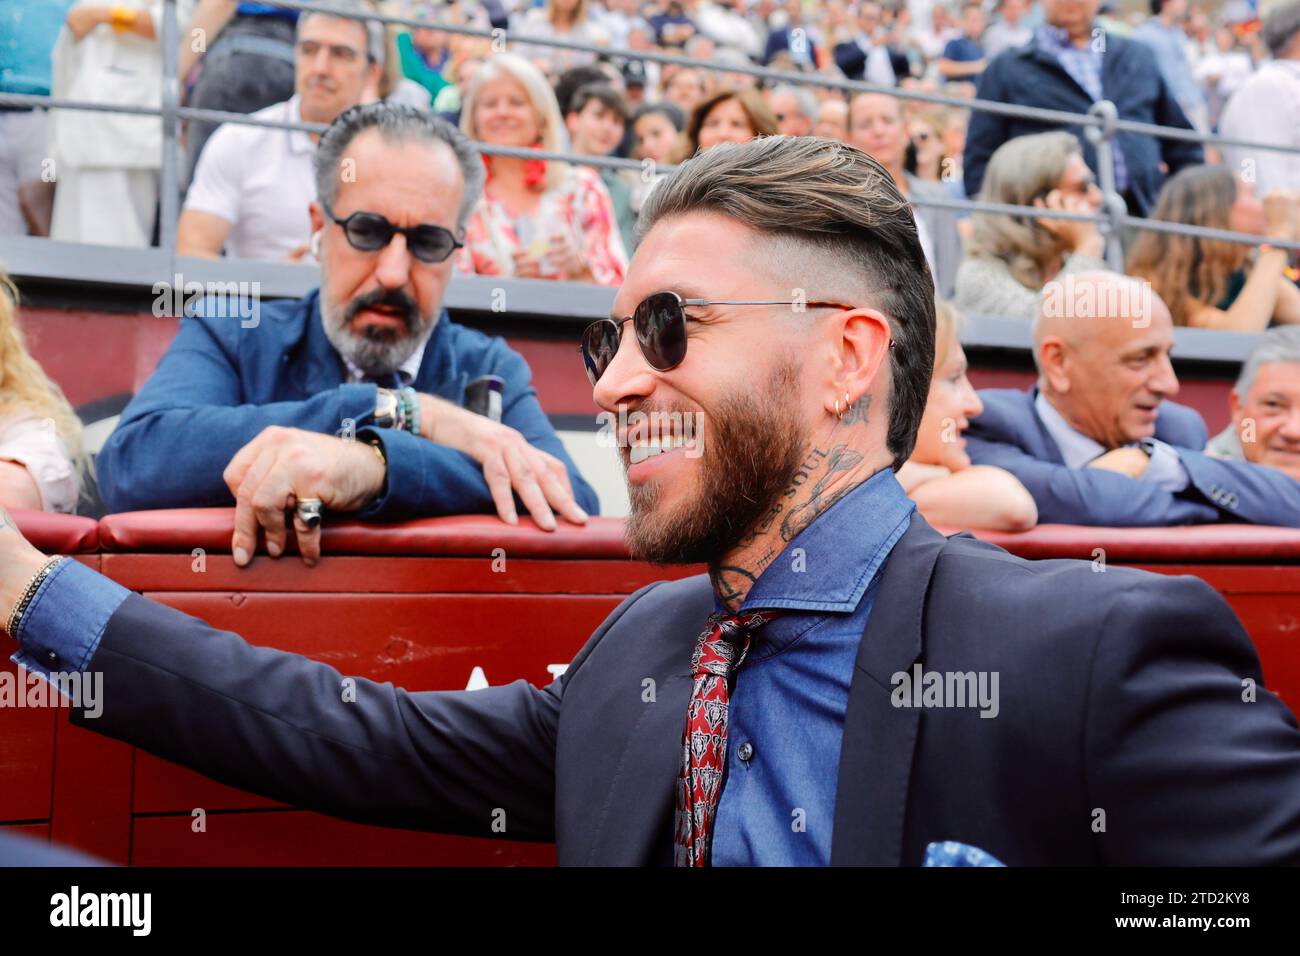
left=638, top=135, right=935, bottom=468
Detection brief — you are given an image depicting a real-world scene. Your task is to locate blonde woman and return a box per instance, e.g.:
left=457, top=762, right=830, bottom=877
left=0, top=272, right=83, bottom=513
left=455, top=53, right=628, bottom=285
left=897, top=301, right=1037, bottom=531
left=954, top=131, right=1107, bottom=322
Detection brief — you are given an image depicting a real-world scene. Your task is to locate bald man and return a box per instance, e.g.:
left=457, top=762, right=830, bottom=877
left=965, top=271, right=1300, bottom=527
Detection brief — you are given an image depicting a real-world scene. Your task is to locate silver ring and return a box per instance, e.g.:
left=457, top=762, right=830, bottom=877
left=295, top=497, right=323, bottom=530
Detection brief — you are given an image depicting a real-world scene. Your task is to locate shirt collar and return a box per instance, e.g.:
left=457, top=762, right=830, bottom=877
left=1037, top=23, right=1095, bottom=53
left=286, top=96, right=316, bottom=155
left=1035, top=389, right=1106, bottom=469
left=737, top=466, right=916, bottom=616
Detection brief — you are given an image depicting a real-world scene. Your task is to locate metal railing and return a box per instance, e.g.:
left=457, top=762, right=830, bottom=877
left=2, top=0, right=1298, bottom=282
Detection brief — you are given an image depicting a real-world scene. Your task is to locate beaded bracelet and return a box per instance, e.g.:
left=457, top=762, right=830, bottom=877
left=6, top=555, right=67, bottom=638
left=397, top=387, right=421, bottom=437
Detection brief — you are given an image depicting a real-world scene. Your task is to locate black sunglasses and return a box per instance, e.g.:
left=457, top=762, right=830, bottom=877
left=322, top=202, right=463, bottom=263
left=580, top=290, right=892, bottom=386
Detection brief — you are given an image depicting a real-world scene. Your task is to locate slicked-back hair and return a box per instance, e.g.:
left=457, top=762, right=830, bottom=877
left=315, top=102, right=485, bottom=235
left=639, top=135, right=936, bottom=468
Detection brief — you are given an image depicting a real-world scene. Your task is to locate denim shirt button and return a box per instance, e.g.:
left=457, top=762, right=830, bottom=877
left=737, top=742, right=755, bottom=763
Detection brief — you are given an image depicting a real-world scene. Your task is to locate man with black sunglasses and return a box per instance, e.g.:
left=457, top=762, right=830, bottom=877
left=14, top=136, right=1300, bottom=866
left=98, top=102, right=598, bottom=566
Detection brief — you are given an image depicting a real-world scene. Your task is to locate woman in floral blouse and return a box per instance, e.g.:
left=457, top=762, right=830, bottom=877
left=455, top=52, right=628, bottom=286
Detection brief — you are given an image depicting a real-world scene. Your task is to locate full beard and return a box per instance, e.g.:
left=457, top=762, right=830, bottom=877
left=624, top=359, right=807, bottom=565
left=321, top=285, right=434, bottom=379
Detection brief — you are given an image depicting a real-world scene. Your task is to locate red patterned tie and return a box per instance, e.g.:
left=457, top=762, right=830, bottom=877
left=673, top=609, right=782, bottom=867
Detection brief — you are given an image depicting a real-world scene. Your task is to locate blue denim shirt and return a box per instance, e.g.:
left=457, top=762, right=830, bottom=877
left=712, top=467, right=915, bottom=866
left=10, top=559, right=131, bottom=683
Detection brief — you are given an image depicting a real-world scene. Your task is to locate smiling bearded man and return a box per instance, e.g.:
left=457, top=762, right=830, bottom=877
left=6, top=136, right=1300, bottom=867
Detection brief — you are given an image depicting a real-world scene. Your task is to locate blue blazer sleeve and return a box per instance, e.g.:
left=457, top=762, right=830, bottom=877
left=1087, top=573, right=1300, bottom=863
left=95, top=313, right=379, bottom=513
left=833, top=40, right=866, bottom=79
left=1179, top=451, right=1300, bottom=528
left=962, top=55, right=1011, bottom=198
left=356, top=337, right=599, bottom=521
left=1139, top=43, right=1204, bottom=175
left=61, top=581, right=654, bottom=840
left=965, top=397, right=1220, bottom=526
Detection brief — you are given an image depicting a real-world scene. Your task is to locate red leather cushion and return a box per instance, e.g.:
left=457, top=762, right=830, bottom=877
left=936, top=523, right=1300, bottom=562
left=98, top=509, right=632, bottom=558
left=98, top=509, right=1300, bottom=563
left=10, top=509, right=98, bottom=553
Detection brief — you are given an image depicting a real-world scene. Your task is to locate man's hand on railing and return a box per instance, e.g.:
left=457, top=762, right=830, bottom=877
left=222, top=427, right=387, bottom=568
left=417, top=394, right=588, bottom=532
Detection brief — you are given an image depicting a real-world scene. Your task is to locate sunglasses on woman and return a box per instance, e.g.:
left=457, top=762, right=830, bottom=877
left=580, top=290, right=887, bottom=386
left=322, top=202, right=463, bottom=263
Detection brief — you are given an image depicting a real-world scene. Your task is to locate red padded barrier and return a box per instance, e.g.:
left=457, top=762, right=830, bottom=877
left=6, top=508, right=1300, bottom=865
left=10, top=509, right=98, bottom=553
left=99, top=509, right=631, bottom=558
left=947, top=522, right=1300, bottom=562
left=99, top=509, right=1300, bottom=563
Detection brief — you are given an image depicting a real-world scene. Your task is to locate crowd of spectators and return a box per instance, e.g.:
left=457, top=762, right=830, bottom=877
left=1, top=1, right=1297, bottom=315
left=2, top=0, right=1296, bottom=339
left=1, top=0, right=1299, bottom=532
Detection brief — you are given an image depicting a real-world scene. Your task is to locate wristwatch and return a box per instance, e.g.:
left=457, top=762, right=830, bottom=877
left=374, top=387, right=399, bottom=430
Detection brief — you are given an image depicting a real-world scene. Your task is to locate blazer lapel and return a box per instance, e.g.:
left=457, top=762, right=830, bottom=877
left=831, top=513, right=948, bottom=866
left=580, top=580, right=714, bottom=865
left=1026, top=386, right=1068, bottom=465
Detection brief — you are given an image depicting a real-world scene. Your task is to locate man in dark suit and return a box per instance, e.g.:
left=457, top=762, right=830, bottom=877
left=4, top=139, right=1300, bottom=866
left=763, top=0, right=822, bottom=69
left=963, top=0, right=1203, bottom=216
left=967, top=271, right=1300, bottom=527
left=97, top=103, right=596, bottom=566
left=832, top=1, right=896, bottom=85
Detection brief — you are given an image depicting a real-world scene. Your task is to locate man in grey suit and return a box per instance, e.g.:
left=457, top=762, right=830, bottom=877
left=967, top=271, right=1300, bottom=527
left=4, top=139, right=1300, bottom=866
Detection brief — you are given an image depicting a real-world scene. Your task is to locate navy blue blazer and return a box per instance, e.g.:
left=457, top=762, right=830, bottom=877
left=95, top=291, right=599, bottom=521
left=57, top=509, right=1300, bottom=864
left=966, top=387, right=1300, bottom=527
left=763, top=27, right=820, bottom=66
left=962, top=32, right=1204, bottom=216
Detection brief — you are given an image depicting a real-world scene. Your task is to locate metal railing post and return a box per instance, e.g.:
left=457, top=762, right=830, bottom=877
left=159, top=0, right=180, bottom=269
left=1085, top=100, right=1126, bottom=271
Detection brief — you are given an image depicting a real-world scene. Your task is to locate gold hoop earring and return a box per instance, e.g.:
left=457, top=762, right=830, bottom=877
left=834, top=398, right=843, bottom=421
